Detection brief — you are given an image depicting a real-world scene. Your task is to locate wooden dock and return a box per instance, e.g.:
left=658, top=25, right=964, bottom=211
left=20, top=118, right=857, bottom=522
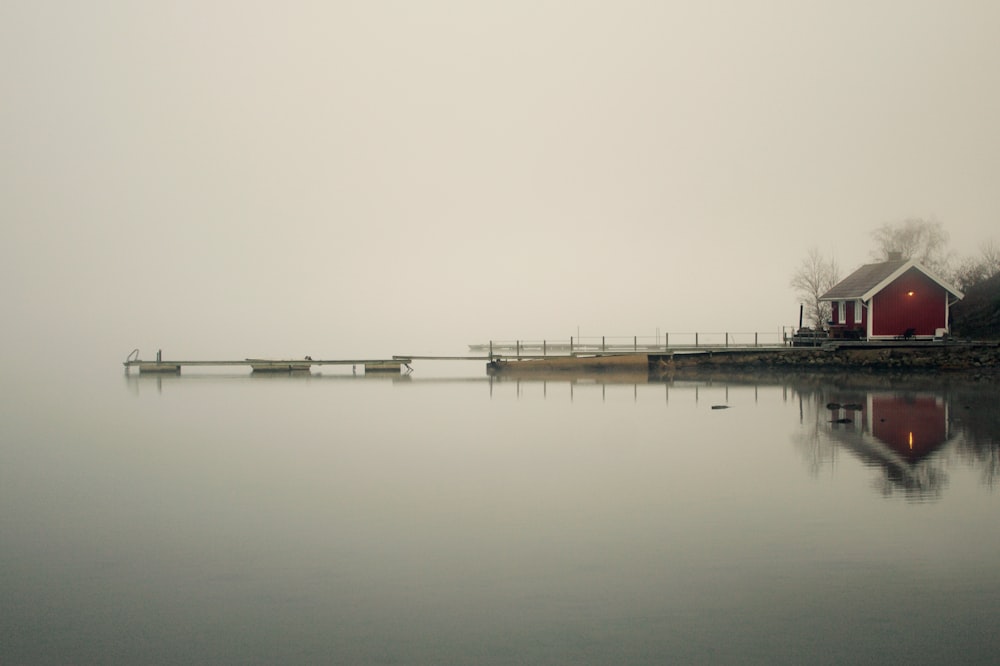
left=122, top=331, right=796, bottom=376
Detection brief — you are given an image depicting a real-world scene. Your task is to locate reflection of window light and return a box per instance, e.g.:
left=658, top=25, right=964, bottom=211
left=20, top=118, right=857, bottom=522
left=909, top=432, right=913, bottom=449
left=907, top=291, right=915, bottom=296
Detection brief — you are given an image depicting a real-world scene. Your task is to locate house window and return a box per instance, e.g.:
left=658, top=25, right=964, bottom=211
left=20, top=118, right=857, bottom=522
left=838, top=301, right=845, bottom=323
left=855, top=300, right=863, bottom=324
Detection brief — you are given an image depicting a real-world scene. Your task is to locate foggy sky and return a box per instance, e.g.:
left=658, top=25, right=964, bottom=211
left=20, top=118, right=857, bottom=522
left=3, top=1, right=999, bottom=363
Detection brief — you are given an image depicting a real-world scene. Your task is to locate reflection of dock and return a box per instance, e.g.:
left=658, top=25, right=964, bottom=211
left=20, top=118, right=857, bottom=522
left=487, top=353, right=651, bottom=376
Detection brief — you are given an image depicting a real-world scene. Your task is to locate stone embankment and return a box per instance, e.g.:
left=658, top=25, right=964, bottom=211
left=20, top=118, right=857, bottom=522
left=660, top=343, right=1000, bottom=377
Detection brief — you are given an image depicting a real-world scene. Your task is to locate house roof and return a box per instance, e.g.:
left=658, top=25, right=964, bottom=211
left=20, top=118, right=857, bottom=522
left=820, top=259, right=964, bottom=302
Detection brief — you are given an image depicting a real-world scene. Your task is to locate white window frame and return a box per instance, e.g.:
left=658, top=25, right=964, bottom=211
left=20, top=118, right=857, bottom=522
left=855, top=299, right=863, bottom=324
left=838, top=301, right=845, bottom=323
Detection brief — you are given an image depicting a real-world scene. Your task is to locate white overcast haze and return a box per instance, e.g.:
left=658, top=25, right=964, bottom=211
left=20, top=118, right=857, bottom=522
left=2, top=1, right=999, bottom=365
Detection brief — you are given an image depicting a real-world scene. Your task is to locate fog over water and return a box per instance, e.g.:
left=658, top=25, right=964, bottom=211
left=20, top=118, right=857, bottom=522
left=3, top=2, right=1000, bottom=366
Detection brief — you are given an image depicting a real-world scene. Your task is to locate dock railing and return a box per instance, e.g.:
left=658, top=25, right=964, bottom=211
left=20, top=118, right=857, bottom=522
left=477, top=332, right=791, bottom=358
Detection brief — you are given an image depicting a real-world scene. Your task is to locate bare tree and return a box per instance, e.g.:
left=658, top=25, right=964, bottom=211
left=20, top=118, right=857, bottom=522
left=790, top=247, right=840, bottom=329
left=870, top=218, right=952, bottom=275
left=953, top=240, right=1000, bottom=291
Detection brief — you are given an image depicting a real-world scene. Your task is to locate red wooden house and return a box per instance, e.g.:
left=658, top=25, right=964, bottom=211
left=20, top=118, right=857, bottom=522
left=820, top=257, right=963, bottom=340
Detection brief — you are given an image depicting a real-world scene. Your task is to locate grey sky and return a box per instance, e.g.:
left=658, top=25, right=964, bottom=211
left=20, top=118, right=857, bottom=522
left=3, top=1, right=998, bottom=362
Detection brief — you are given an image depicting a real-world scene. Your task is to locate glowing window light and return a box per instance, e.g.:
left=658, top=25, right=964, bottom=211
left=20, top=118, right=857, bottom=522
left=907, top=291, right=915, bottom=296
left=909, top=432, right=913, bottom=449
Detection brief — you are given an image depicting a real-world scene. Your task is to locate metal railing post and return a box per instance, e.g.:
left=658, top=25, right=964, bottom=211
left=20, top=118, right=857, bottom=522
left=695, top=332, right=699, bottom=347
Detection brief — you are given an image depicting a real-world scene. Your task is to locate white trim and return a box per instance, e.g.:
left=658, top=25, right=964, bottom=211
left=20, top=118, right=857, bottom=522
left=838, top=301, right=845, bottom=323
left=854, top=299, right=863, bottom=324
left=943, top=291, right=951, bottom=336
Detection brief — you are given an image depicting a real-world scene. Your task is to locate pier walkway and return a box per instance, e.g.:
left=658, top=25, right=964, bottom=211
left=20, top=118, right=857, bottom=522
left=123, top=334, right=981, bottom=375
left=470, top=332, right=792, bottom=358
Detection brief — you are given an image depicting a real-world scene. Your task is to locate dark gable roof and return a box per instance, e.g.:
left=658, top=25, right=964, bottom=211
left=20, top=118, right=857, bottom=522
left=821, top=259, right=907, bottom=300
left=820, top=259, right=963, bottom=301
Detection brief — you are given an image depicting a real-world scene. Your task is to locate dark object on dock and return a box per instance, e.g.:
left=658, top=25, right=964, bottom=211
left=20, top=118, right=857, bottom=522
left=831, top=417, right=853, bottom=424
left=826, top=402, right=841, bottom=410
left=711, top=405, right=730, bottom=410
left=841, top=403, right=863, bottom=410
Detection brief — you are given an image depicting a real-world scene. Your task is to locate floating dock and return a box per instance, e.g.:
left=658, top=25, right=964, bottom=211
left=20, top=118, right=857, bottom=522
left=124, top=350, right=414, bottom=375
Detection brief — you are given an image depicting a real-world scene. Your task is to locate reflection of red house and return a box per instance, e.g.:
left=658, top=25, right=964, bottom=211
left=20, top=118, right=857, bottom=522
left=824, top=390, right=952, bottom=499
left=820, top=256, right=963, bottom=340
left=868, top=394, right=948, bottom=462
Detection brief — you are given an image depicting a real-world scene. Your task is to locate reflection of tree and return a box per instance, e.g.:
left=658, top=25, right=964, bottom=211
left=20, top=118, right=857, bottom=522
left=872, top=462, right=947, bottom=501
left=790, top=387, right=839, bottom=477
left=947, top=386, right=1000, bottom=488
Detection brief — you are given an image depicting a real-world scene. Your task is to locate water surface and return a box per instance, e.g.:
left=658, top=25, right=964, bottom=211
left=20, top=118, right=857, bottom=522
left=2, top=362, right=999, bottom=664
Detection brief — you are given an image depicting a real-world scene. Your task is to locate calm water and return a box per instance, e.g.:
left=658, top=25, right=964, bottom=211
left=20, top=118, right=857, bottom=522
left=2, top=361, right=999, bottom=664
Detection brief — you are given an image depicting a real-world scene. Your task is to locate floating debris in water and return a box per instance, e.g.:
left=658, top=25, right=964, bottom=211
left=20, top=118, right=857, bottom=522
left=711, top=405, right=730, bottom=410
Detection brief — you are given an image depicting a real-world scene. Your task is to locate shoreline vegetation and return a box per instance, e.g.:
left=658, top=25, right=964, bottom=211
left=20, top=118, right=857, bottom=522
left=486, top=342, right=1000, bottom=380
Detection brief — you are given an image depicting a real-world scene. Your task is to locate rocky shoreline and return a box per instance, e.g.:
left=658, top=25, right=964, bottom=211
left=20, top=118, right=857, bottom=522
left=659, top=343, right=1000, bottom=378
